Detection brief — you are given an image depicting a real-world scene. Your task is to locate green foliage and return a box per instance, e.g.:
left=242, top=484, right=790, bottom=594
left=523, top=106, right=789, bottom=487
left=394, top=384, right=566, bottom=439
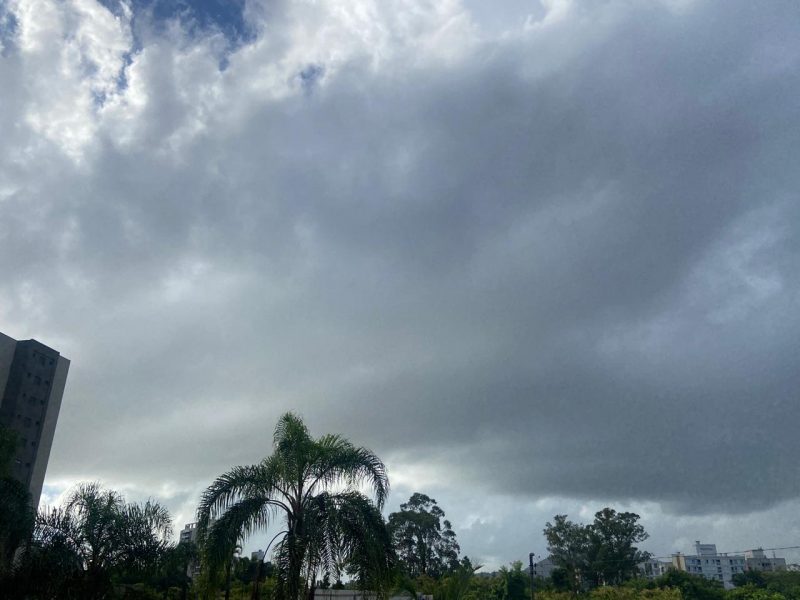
left=535, top=592, right=575, bottom=600
left=726, top=584, right=786, bottom=600
left=544, top=515, right=591, bottom=591
left=497, top=561, right=529, bottom=600
left=731, top=571, right=800, bottom=600
left=388, top=492, right=461, bottom=578
left=733, top=573, right=768, bottom=589
left=197, top=412, right=394, bottom=600
left=6, top=482, right=176, bottom=599
left=653, top=570, right=724, bottom=600
left=589, top=587, right=683, bottom=600
left=588, top=509, right=650, bottom=586
left=544, top=509, right=650, bottom=591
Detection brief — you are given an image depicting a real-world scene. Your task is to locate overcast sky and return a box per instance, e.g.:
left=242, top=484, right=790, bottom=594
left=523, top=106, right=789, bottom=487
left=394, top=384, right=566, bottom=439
left=1, top=0, right=800, bottom=569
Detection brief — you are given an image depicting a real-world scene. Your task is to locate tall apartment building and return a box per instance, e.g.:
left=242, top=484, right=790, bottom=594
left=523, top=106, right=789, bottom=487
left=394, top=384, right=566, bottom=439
left=672, top=542, right=746, bottom=589
left=179, top=522, right=200, bottom=545
left=0, top=331, right=70, bottom=507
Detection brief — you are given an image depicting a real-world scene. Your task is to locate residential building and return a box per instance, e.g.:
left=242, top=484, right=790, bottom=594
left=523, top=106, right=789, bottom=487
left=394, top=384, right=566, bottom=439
left=179, top=522, right=200, bottom=545
left=532, top=556, right=558, bottom=579
left=0, top=332, right=70, bottom=508
left=251, top=549, right=266, bottom=562
left=672, top=542, right=746, bottom=589
left=745, top=549, right=786, bottom=572
left=639, top=558, right=672, bottom=579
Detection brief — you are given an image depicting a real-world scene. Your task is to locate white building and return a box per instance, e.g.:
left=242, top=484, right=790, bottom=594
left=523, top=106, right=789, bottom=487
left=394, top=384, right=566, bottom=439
left=745, top=549, right=786, bottom=572
left=672, top=542, right=746, bottom=589
left=639, top=558, right=672, bottom=580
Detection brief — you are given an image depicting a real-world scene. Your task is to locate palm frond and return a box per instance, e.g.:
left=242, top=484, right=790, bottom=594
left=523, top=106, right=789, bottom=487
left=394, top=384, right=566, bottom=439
left=307, top=436, right=389, bottom=509
left=202, top=495, right=273, bottom=576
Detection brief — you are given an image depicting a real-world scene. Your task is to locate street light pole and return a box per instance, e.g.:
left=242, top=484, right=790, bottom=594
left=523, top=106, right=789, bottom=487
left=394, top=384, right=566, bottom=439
left=529, top=553, right=537, bottom=600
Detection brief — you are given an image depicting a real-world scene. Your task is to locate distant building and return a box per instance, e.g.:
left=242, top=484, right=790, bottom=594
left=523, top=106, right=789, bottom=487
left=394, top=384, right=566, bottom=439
left=744, top=549, right=786, bottom=572
left=639, top=558, right=672, bottom=579
left=179, top=522, right=200, bottom=545
left=0, top=332, right=70, bottom=508
left=532, top=556, right=558, bottom=579
left=251, top=549, right=266, bottom=562
left=672, top=542, right=746, bottom=589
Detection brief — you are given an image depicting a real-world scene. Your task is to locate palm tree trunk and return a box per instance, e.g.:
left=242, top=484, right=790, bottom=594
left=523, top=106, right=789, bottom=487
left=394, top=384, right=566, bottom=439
left=225, top=559, right=233, bottom=600
left=251, top=558, right=262, bottom=600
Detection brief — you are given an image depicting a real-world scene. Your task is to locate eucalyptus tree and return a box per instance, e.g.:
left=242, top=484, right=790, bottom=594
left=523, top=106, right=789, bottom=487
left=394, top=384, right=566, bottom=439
left=197, top=412, right=394, bottom=600
left=388, top=493, right=460, bottom=578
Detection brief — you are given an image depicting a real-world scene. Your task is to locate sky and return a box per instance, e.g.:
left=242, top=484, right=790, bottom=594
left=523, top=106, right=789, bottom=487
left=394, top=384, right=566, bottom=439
left=1, top=0, right=800, bottom=570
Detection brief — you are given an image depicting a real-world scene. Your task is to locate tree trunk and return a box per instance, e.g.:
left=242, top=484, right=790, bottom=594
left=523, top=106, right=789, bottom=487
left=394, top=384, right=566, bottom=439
left=225, top=559, right=233, bottom=600
left=251, top=558, right=262, bottom=600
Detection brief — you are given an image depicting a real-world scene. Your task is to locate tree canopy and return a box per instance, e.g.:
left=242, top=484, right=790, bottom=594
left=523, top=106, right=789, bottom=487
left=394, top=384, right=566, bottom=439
left=544, top=508, right=649, bottom=590
left=197, top=412, right=394, bottom=600
left=388, top=492, right=461, bottom=578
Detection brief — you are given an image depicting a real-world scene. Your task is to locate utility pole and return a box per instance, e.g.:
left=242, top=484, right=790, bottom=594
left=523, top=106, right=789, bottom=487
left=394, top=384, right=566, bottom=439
left=529, top=553, right=537, bottom=600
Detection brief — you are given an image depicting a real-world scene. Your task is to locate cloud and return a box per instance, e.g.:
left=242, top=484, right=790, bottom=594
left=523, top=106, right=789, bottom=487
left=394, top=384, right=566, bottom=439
left=1, top=0, right=799, bottom=564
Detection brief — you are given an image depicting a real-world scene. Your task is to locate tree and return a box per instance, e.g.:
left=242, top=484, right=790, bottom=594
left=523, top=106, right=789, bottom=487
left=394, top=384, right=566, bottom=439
left=653, top=569, right=724, bottom=600
left=544, top=515, right=591, bottom=592
left=586, top=508, right=649, bottom=586
left=388, top=492, right=461, bottom=578
left=498, top=561, right=529, bottom=600
left=197, top=412, right=394, bottom=600
left=544, top=508, right=649, bottom=590
left=727, top=585, right=786, bottom=600
left=732, top=571, right=800, bottom=600
left=12, top=482, right=172, bottom=599
left=733, top=571, right=767, bottom=589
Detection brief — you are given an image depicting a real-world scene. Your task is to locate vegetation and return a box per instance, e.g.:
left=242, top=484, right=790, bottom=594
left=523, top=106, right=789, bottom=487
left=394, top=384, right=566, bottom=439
left=197, top=412, right=395, bottom=600
left=388, top=492, right=461, bottom=578
left=544, top=508, right=650, bottom=591
left=3, top=482, right=186, bottom=599
left=3, top=419, right=799, bottom=600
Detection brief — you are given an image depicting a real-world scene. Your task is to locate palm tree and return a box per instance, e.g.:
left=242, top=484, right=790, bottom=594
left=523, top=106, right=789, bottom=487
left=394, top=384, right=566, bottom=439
left=21, top=482, right=172, bottom=599
left=197, top=412, right=394, bottom=600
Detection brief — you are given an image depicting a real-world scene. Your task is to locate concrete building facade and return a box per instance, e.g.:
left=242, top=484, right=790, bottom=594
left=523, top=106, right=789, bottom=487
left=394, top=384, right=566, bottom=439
left=639, top=558, right=673, bottom=580
left=0, top=332, right=69, bottom=508
left=672, top=542, right=746, bottom=589
left=179, top=522, right=200, bottom=545
left=745, top=549, right=786, bottom=572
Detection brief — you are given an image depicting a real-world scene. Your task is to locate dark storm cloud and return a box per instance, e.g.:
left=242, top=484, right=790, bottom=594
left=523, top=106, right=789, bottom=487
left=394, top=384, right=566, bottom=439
left=1, top=0, right=799, bottom=551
